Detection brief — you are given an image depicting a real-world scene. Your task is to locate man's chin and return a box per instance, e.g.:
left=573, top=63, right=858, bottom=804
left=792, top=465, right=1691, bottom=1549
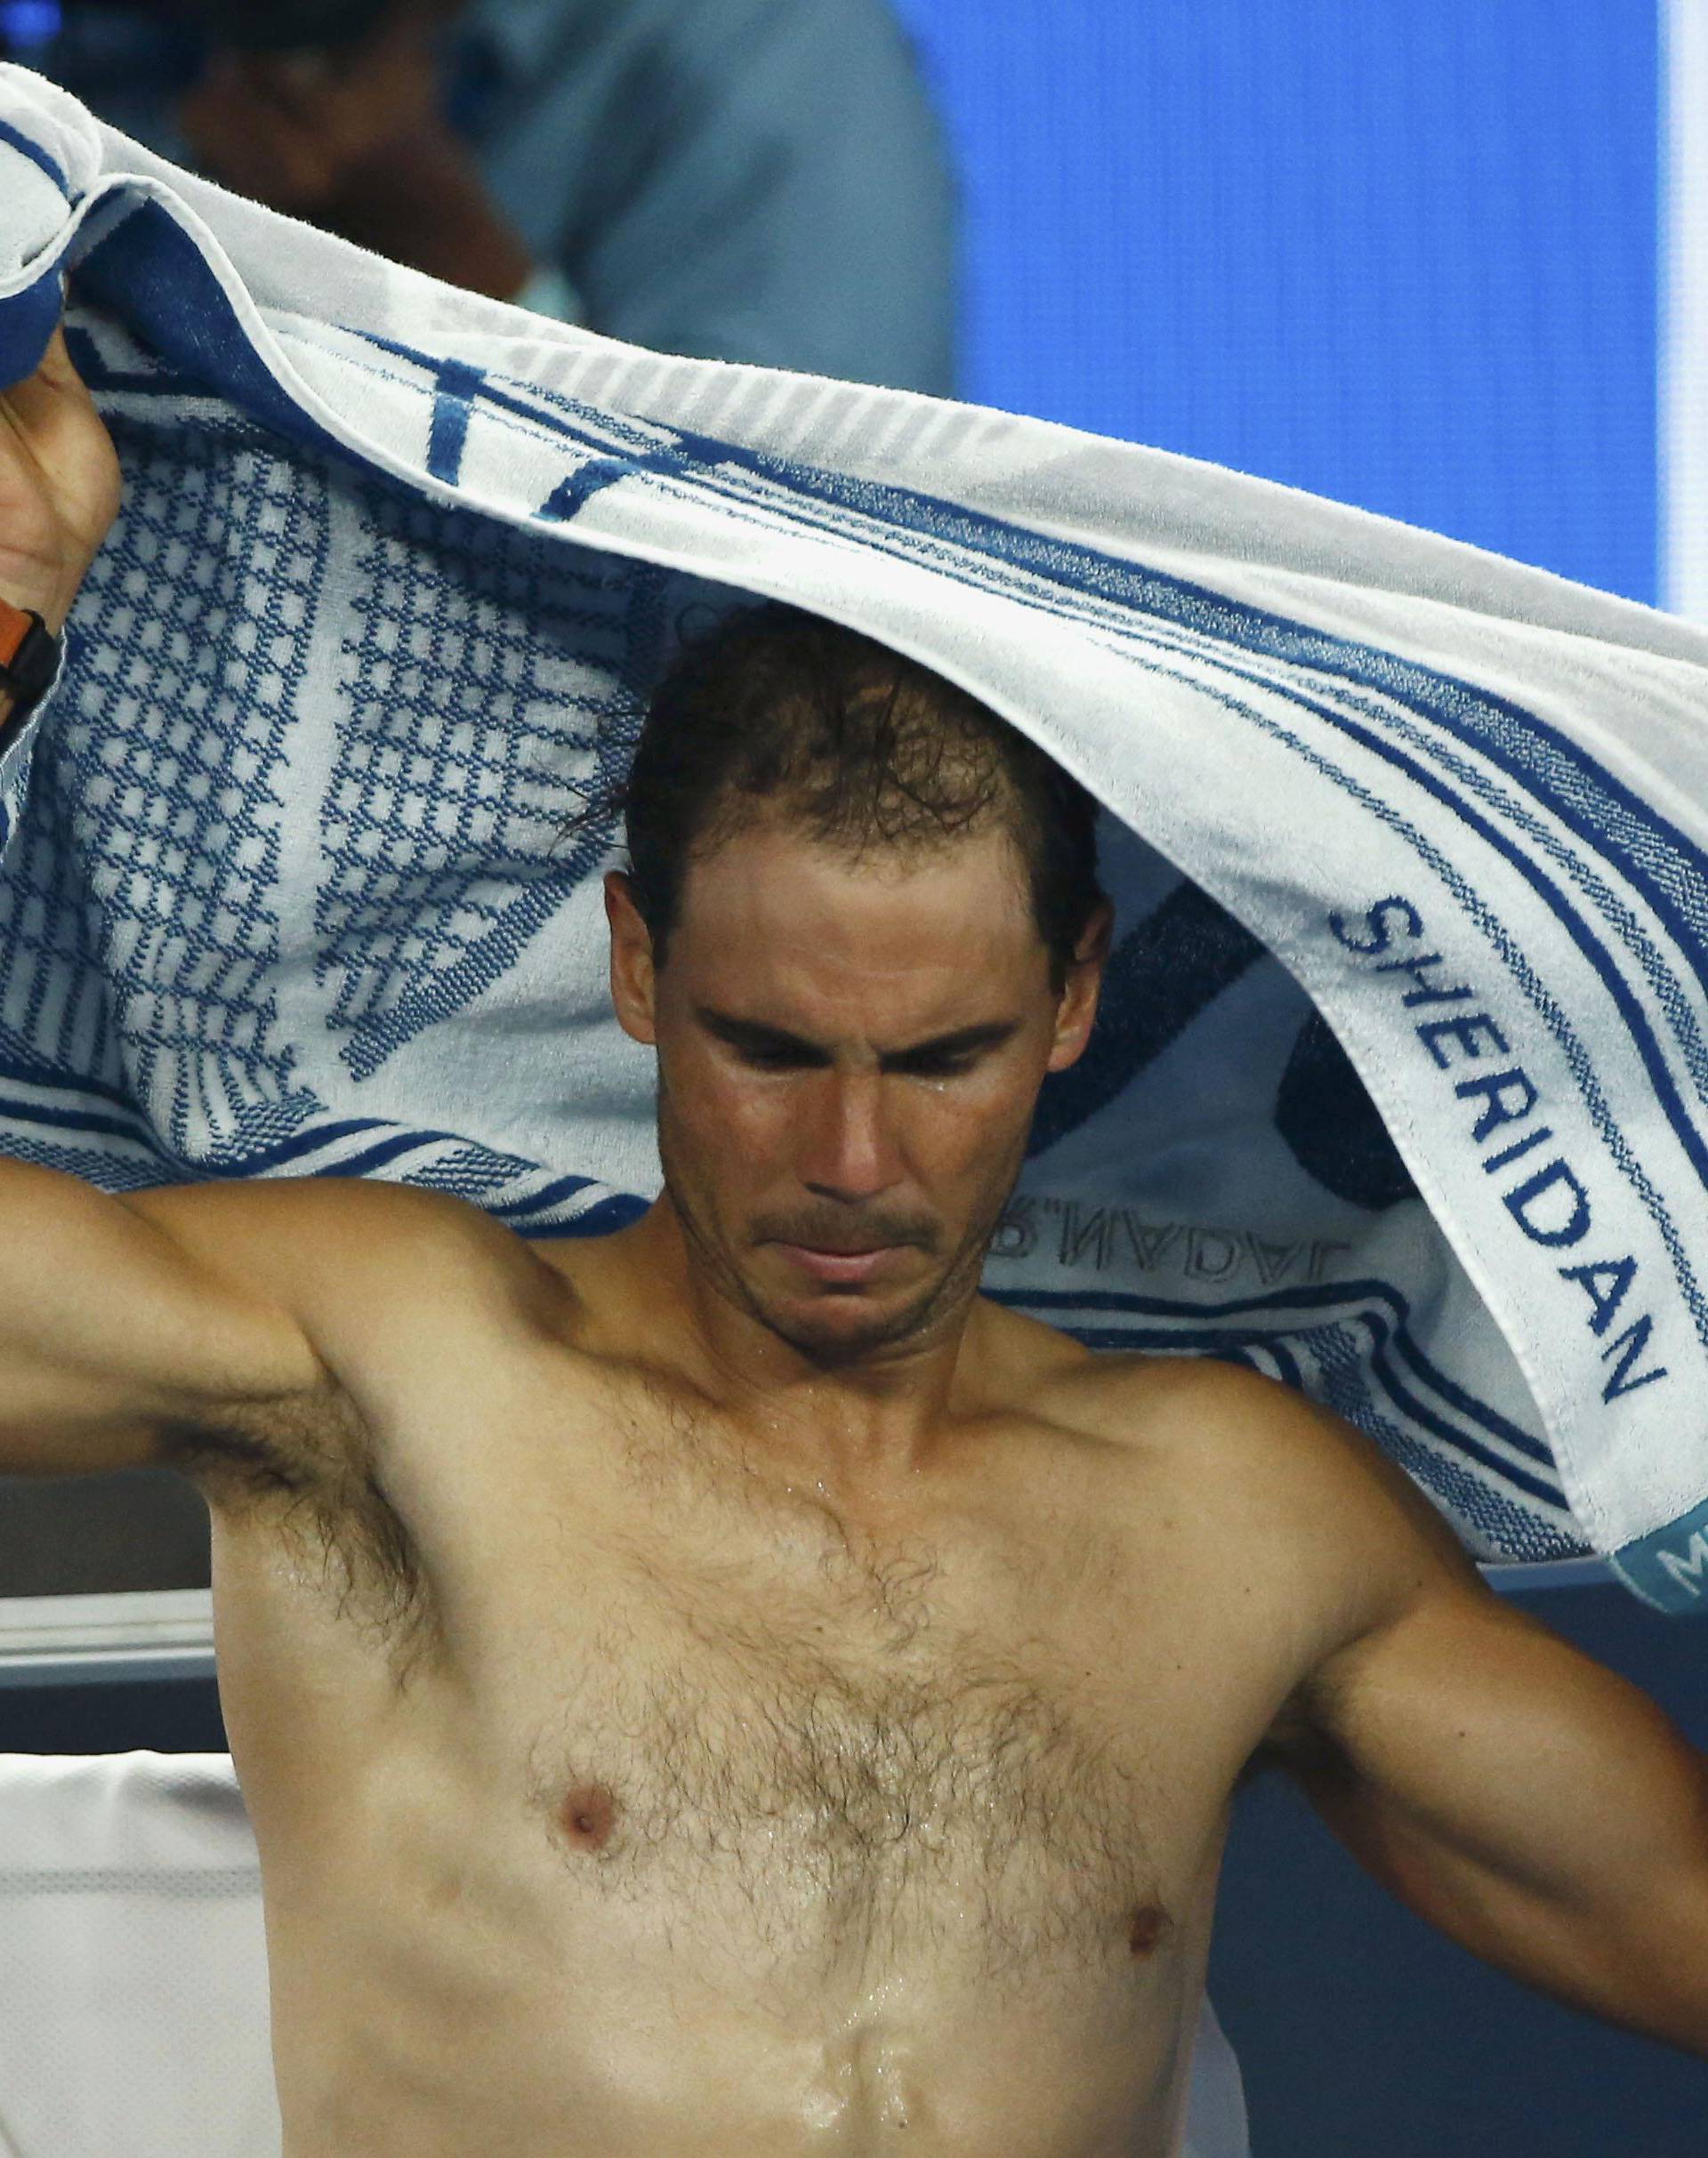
left=745, top=1270, right=947, bottom=1364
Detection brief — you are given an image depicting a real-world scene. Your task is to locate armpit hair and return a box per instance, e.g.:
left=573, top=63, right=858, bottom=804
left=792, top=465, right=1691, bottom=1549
left=159, top=1395, right=442, bottom=1687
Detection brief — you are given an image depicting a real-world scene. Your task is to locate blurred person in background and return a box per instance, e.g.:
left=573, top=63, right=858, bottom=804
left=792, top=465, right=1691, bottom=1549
left=4, top=0, right=956, bottom=391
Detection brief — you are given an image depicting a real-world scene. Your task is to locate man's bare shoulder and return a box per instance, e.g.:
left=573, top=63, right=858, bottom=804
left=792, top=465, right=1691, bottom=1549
left=1027, top=1347, right=1480, bottom=1640
left=119, top=1175, right=585, bottom=1504
left=129, top=1175, right=579, bottom=1414
left=132, top=1172, right=564, bottom=1313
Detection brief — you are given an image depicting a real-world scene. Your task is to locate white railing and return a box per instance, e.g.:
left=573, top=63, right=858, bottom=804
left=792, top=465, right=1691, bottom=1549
left=0, top=1590, right=215, bottom=1688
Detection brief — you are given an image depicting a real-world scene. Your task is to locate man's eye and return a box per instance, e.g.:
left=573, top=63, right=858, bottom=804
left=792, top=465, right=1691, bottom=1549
left=741, top=1044, right=812, bottom=1069
left=893, top=1055, right=977, bottom=1079
left=729, top=1040, right=978, bottom=1076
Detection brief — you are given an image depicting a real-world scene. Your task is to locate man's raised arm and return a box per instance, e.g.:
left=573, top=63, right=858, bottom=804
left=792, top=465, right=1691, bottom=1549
left=0, top=1162, right=337, bottom=1478
left=0, top=322, right=328, bottom=1483
left=1266, top=1389, right=1708, bottom=2056
left=0, top=324, right=563, bottom=1494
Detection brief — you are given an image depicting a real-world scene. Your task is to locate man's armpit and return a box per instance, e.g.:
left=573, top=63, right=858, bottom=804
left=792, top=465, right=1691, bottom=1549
left=1237, top=1675, right=1356, bottom=1796
left=157, top=1373, right=373, bottom=1515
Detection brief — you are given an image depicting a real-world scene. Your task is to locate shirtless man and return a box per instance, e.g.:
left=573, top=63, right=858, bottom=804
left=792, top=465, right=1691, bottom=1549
left=3, top=330, right=1707, bottom=2157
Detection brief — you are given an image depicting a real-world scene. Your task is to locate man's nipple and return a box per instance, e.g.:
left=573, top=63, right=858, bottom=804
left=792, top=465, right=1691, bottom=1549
left=560, top=1783, right=620, bottom=1850
left=1126, top=1904, right=1168, bottom=1958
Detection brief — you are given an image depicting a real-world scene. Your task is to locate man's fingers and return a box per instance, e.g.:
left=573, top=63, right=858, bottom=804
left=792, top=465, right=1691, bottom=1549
left=0, top=314, right=120, bottom=628
left=4, top=325, right=77, bottom=431
left=0, top=322, right=122, bottom=558
left=4, top=325, right=99, bottom=445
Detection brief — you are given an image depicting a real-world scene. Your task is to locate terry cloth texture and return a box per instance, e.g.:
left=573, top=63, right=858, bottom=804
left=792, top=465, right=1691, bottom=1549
left=1, top=66, right=1707, bottom=1607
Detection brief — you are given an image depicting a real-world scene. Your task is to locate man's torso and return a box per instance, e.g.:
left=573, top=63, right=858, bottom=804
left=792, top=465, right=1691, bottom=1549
left=189, top=1210, right=1329, bottom=2156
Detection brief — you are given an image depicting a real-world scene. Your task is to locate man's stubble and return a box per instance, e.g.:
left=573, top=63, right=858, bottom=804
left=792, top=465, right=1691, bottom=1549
left=651, top=1064, right=1030, bottom=1371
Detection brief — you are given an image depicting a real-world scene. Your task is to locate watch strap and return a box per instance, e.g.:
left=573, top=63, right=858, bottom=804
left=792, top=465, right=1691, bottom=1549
left=0, top=598, right=60, bottom=734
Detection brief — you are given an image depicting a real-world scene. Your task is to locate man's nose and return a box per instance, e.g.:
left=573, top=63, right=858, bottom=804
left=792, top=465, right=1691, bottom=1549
left=799, top=1069, right=900, bottom=1202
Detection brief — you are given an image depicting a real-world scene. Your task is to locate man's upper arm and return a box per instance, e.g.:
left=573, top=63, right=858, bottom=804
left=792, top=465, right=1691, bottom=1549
left=0, top=1163, right=326, bottom=1479
left=1269, top=1395, right=1708, bottom=2049
left=0, top=1168, right=520, bottom=1486
left=125, top=1174, right=557, bottom=1487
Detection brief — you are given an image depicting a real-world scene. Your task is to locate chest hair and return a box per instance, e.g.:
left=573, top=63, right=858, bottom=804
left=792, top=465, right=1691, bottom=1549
left=198, top=1385, right=1170, bottom=1987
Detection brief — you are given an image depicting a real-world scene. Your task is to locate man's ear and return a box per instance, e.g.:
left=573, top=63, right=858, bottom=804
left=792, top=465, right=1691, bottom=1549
left=604, top=869, right=658, bottom=1045
left=1046, top=898, right=1116, bottom=1074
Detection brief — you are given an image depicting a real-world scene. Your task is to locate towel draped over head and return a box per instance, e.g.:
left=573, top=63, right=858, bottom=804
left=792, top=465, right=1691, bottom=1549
left=3, top=63, right=1707, bottom=1608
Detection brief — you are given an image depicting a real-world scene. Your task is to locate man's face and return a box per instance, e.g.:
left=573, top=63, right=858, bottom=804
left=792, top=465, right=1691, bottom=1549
left=606, top=816, right=1108, bottom=1366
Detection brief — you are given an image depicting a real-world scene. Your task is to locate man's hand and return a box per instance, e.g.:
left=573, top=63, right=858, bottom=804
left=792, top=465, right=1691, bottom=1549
left=0, top=326, right=121, bottom=637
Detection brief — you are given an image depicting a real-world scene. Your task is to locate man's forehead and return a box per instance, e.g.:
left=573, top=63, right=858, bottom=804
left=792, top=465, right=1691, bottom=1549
left=690, top=832, right=1034, bottom=946
left=668, top=823, right=1048, bottom=1031
left=680, top=817, right=1033, bottom=924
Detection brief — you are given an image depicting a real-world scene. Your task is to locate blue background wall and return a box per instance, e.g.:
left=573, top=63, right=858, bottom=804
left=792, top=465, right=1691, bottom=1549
left=895, top=0, right=1661, bottom=606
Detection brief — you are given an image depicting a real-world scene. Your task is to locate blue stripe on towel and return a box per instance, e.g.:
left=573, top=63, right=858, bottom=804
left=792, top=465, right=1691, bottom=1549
left=0, top=262, right=67, bottom=392
left=427, top=360, right=485, bottom=484
left=487, top=1170, right=622, bottom=1219
left=0, top=112, right=68, bottom=194
left=530, top=1190, right=650, bottom=1236
left=989, top=1279, right=1567, bottom=1494
left=0, top=1070, right=642, bottom=1229
left=0, top=1091, right=163, bottom=1147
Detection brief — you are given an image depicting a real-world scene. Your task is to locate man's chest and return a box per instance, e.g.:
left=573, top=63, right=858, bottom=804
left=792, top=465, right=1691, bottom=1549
left=207, top=1375, right=1288, bottom=1991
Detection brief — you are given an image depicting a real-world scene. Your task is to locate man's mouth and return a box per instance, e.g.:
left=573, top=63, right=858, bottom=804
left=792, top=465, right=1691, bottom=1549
left=774, top=1241, right=904, bottom=1284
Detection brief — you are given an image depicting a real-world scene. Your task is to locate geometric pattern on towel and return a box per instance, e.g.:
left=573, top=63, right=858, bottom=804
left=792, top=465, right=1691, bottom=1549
left=0, top=401, right=323, bottom=1157
left=322, top=485, right=659, bottom=1082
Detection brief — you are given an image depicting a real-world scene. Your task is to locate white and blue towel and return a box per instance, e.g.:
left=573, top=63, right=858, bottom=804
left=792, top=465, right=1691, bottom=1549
left=2, top=66, right=1707, bottom=1608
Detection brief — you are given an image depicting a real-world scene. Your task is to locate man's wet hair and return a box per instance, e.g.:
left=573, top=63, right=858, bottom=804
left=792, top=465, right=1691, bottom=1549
left=608, top=602, right=1107, bottom=991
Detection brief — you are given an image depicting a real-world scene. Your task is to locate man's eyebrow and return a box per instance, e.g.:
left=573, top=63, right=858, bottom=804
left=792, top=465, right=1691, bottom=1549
left=694, top=1008, right=1022, bottom=1060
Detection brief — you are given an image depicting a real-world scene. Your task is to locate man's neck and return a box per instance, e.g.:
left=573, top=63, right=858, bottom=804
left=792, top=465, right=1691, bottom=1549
left=607, top=1197, right=990, bottom=1494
